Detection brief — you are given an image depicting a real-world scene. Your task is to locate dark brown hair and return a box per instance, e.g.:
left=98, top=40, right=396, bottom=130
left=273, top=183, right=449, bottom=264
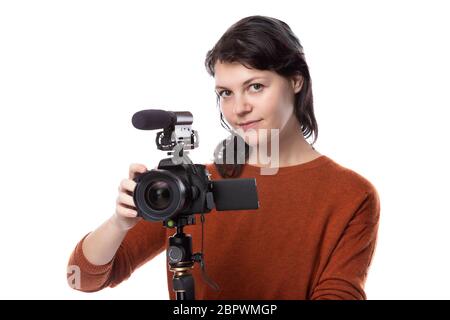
left=205, top=15, right=318, bottom=178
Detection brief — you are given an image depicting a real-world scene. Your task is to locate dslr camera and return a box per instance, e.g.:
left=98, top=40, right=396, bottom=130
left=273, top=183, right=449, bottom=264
left=131, top=109, right=259, bottom=226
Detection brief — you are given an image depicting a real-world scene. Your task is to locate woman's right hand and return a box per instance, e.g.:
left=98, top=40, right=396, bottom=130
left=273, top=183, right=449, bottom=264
left=111, top=163, right=148, bottom=231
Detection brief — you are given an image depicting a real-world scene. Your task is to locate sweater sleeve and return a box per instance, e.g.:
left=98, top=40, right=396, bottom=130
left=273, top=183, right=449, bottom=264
left=310, top=189, right=381, bottom=300
left=67, top=219, right=166, bottom=292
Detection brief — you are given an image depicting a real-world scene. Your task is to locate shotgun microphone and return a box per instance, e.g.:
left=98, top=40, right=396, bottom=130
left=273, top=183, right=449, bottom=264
left=132, top=109, right=193, bottom=130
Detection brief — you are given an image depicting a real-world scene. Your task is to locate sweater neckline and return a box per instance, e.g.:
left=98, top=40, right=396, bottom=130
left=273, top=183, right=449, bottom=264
left=242, top=155, right=332, bottom=176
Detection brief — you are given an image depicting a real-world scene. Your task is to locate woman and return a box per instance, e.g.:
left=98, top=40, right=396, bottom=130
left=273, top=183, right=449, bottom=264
left=68, top=15, right=380, bottom=300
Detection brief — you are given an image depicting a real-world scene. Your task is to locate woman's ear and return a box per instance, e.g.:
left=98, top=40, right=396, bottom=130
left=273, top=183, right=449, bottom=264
left=291, top=74, right=304, bottom=94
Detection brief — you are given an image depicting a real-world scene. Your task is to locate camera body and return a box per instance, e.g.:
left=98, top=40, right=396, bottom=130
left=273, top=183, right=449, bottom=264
left=133, top=158, right=215, bottom=222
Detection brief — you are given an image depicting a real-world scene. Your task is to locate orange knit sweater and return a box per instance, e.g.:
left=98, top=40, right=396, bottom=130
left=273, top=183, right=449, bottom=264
left=68, top=155, right=380, bottom=299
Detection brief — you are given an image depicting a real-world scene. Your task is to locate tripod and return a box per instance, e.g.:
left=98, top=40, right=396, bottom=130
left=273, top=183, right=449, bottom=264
left=165, top=215, right=214, bottom=300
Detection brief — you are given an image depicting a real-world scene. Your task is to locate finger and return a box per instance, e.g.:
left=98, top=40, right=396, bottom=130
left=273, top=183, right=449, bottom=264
left=117, top=192, right=136, bottom=208
left=119, top=179, right=137, bottom=193
left=116, top=204, right=138, bottom=218
left=129, top=163, right=148, bottom=180
left=119, top=201, right=136, bottom=210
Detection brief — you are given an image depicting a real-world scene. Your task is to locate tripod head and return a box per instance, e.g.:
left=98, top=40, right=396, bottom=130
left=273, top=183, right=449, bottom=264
left=165, top=214, right=219, bottom=300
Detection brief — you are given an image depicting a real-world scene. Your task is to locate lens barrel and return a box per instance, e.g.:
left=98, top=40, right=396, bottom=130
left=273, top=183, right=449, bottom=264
left=133, top=169, right=187, bottom=221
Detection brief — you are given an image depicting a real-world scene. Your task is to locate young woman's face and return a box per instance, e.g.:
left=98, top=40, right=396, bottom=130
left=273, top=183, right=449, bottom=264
left=214, top=61, right=303, bottom=147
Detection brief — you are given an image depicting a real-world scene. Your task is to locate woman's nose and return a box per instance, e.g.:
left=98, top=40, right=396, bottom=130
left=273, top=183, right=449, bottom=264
left=233, top=95, right=253, bottom=115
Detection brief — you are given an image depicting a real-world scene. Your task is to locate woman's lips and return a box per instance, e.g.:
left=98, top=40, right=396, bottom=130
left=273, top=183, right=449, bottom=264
left=240, top=119, right=262, bottom=132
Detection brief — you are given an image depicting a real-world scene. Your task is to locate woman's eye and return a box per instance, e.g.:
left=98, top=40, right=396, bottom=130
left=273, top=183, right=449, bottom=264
left=217, top=84, right=263, bottom=98
left=218, top=90, right=231, bottom=98
left=250, top=83, right=263, bottom=91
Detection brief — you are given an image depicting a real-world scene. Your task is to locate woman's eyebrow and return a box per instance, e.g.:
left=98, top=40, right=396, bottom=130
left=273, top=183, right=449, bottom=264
left=215, top=77, right=266, bottom=90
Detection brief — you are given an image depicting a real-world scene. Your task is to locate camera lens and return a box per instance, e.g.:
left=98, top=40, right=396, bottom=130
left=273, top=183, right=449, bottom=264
left=145, top=181, right=172, bottom=210
left=133, top=169, right=187, bottom=221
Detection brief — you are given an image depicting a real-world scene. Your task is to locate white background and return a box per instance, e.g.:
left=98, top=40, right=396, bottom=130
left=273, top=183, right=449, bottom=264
left=1, top=0, right=449, bottom=299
